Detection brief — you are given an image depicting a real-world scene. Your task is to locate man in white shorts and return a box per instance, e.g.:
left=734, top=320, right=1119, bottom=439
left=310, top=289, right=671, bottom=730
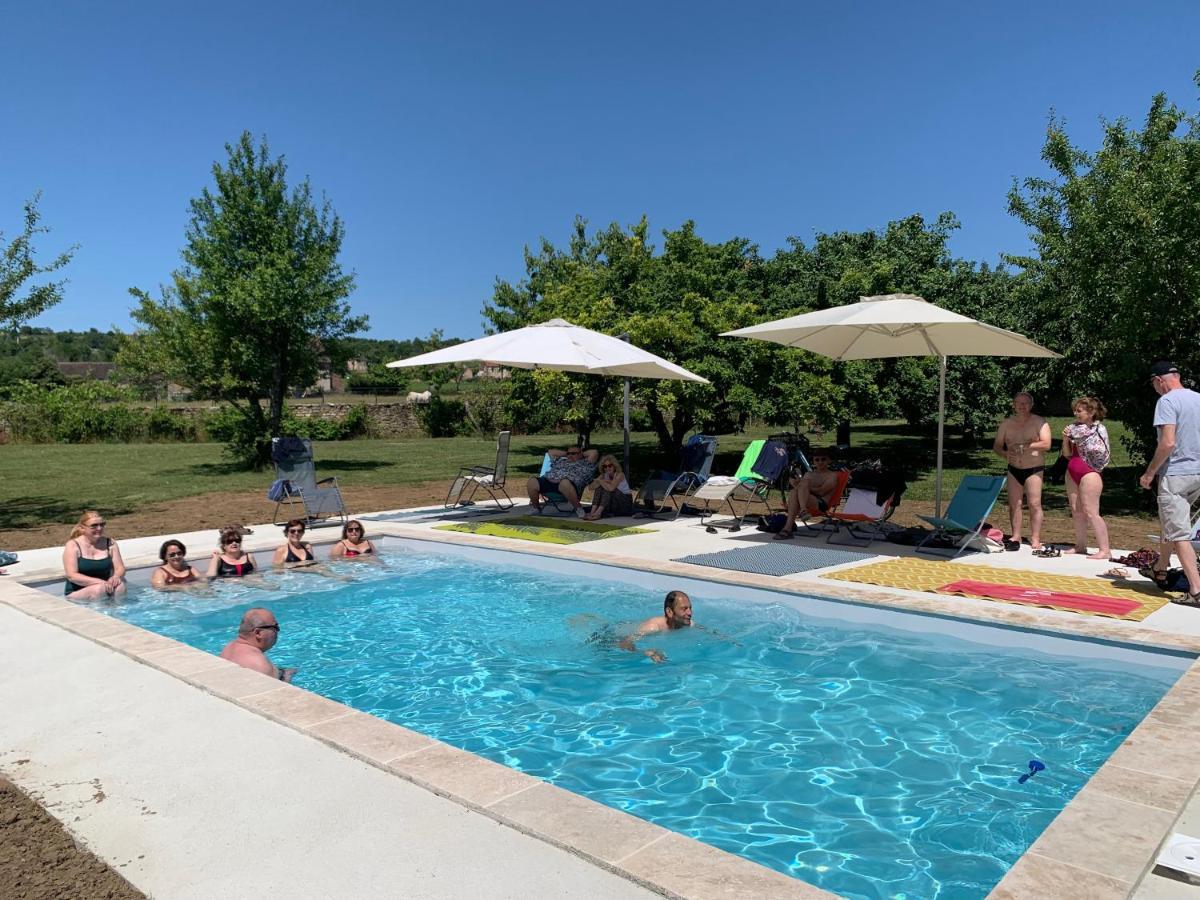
left=1140, top=361, right=1200, bottom=605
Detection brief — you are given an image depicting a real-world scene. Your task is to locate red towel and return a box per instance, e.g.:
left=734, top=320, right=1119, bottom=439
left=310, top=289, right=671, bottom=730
left=937, top=580, right=1141, bottom=616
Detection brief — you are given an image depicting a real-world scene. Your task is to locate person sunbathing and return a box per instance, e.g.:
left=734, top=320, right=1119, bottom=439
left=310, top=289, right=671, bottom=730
left=527, top=445, right=599, bottom=518
left=775, top=451, right=841, bottom=540
left=62, top=510, right=127, bottom=600
left=150, top=539, right=206, bottom=589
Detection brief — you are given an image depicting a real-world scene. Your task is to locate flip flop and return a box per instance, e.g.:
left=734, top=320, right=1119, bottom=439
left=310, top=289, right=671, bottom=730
left=1003, top=539, right=1020, bottom=552
left=1031, top=547, right=1061, bottom=558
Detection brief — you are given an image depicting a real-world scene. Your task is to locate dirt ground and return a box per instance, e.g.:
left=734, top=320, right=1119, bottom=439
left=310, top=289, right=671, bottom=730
left=0, top=777, right=144, bottom=900
left=0, top=480, right=1160, bottom=558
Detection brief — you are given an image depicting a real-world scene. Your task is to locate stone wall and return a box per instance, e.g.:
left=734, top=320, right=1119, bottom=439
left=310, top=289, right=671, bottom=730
left=287, top=401, right=422, bottom=437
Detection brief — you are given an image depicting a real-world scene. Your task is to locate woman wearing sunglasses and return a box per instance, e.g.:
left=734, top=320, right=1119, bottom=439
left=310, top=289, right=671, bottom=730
left=583, top=454, right=634, bottom=520
left=329, top=520, right=376, bottom=558
left=208, top=526, right=260, bottom=578
left=62, top=509, right=127, bottom=600
left=273, top=518, right=318, bottom=568
left=150, top=539, right=205, bottom=589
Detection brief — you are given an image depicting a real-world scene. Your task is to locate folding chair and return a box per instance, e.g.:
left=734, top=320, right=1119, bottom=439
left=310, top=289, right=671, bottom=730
left=445, top=431, right=514, bottom=511
left=537, top=453, right=597, bottom=513
left=685, top=440, right=790, bottom=533
left=915, top=475, right=1005, bottom=557
left=801, top=468, right=901, bottom=547
left=270, top=437, right=348, bottom=527
left=793, top=469, right=851, bottom=536
left=635, top=434, right=718, bottom=518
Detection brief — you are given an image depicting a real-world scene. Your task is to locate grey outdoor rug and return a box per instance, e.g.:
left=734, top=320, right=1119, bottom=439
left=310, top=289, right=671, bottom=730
left=673, top=543, right=874, bottom=576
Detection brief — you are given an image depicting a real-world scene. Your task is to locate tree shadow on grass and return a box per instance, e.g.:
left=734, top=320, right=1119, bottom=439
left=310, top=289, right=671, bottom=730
left=166, top=459, right=396, bottom=480
left=0, top=496, right=137, bottom=531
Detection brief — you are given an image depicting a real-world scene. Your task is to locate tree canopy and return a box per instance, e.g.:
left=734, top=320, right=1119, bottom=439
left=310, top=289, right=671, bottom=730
left=122, top=132, right=364, bottom=466
left=1, top=193, right=76, bottom=331
left=1008, top=72, right=1200, bottom=461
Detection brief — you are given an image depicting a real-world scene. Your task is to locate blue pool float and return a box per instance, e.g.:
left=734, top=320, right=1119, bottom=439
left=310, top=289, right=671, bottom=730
left=1018, top=760, right=1046, bottom=784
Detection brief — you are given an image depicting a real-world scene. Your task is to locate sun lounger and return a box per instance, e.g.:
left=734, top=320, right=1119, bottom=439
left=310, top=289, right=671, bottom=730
left=635, top=434, right=718, bottom=518
left=537, top=453, right=597, bottom=514
left=445, top=431, right=514, bottom=512
left=270, top=436, right=348, bottom=527
left=686, top=439, right=790, bottom=532
left=915, top=474, right=1005, bottom=557
left=803, top=468, right=902, bottom=548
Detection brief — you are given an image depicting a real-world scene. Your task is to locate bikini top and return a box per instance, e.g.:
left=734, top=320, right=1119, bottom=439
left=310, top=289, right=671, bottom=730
left=217, top=556, right=254, bottom=578
left=340, top=540, right=372, bottom=557
left=158, top=565, right=196, bottom=585
left=285, top=543, right=313, bottom=563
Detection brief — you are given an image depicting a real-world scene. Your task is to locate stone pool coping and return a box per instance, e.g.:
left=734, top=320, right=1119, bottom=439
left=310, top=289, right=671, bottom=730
left=6, top=513, right=1200, bottom=898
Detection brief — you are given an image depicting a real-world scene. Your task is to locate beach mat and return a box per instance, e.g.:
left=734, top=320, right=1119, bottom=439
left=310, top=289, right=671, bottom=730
left=822, top=558, right=1169, bottom=621
left=674, top=544, right=873, bottom=577
left=436, top=515, right=652, bottom=545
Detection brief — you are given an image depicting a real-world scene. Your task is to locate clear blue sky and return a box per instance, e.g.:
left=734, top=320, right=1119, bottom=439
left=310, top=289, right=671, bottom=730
left=2, top=1, right=1197, bottom=341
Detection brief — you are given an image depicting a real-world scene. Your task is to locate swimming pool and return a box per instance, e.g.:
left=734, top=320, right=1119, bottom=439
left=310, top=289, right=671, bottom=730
left=91, top=541, right=1189, bottom=899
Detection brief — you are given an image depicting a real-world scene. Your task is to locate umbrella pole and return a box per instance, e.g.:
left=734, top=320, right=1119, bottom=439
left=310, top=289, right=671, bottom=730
left=623, top=377, right=631, bottom=474
left=936, top=355, right=946, bottom=517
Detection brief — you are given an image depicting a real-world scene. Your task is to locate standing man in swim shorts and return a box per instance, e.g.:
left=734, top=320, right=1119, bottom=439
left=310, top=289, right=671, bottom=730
left=993, top=392, right=1052, bottom=550
left=1139, top=361, right=1200, bottom=606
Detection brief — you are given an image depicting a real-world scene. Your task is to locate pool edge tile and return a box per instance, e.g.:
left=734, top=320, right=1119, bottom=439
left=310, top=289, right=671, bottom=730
left=306, top=711, right=434, bottom=764
left=385, top=742, right=541, bottom=809
left=242, top=684, right=358, bottom=728
left=989, top=851, right=1132, bottom=899
left=488, top=782, right=671, bottom=865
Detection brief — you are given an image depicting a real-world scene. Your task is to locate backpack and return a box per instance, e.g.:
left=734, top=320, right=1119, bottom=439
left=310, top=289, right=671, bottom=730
left=266, top=479, right=293, bottom=502
left=756, top=513, right=788, bottom=533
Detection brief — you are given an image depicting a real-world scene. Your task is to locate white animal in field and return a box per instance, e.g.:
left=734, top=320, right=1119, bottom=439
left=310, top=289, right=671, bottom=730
left=406, top=390, right=432, bottom=404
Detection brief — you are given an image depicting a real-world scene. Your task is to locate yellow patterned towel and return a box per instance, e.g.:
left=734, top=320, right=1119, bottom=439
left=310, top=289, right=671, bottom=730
left=436, top=515, right=652, bottom=545
left=822, top=558, right=1169, bottom=621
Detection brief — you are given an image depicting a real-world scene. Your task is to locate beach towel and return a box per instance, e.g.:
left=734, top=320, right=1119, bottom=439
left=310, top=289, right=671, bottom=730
left=937, top=580, right=1141, bottom=617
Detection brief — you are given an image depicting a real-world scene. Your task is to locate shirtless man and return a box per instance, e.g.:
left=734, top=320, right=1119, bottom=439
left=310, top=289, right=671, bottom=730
left=993, top=392, right=1053, bottom=550
left=220, top=608, right=296, bottom=682
left=775, top=450, right=840, bottom=539
left=619, top=590, right=693, bottom=663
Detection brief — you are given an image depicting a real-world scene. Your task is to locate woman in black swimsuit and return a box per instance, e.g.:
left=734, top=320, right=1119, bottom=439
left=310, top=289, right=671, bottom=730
left=207, top=527, right=260, bottom=578
left=329, top=520, right=376, bottom=559
left=273, top=518, right=317, bottom=568
left=62, top=509, right=127, bottom=600
left=151, top=539, right=204, bottom=589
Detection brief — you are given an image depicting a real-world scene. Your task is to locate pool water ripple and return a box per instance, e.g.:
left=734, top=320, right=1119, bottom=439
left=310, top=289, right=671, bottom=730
left=98, top=550, right=1183, bottom=900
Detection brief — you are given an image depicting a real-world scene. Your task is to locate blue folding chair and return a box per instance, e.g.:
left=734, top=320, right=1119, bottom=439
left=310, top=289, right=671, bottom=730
left=635, top=434, right=719, bottom=518
left=916, top=475, right=1006, bottom=557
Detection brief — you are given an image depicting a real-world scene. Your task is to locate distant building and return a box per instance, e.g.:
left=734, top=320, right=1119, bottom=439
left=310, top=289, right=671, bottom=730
left=461, top=365, right=510, bottom=380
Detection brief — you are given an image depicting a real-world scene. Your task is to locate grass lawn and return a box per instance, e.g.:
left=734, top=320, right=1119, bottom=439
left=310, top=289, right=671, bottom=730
left=1, top=420, right=1159, bottom=532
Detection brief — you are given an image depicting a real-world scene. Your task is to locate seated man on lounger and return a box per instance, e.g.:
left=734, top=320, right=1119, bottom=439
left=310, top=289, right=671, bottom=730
left=527, top=445, right=599, bottom=518
left=620, top=590, right=693, bottom=663
left=220, top=607, right=296, bottom=682
left=775, top=450, right=841, bottom=539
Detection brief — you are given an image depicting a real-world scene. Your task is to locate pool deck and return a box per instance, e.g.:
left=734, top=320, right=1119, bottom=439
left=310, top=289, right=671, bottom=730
left=4, top=501, right=1200, bottom=898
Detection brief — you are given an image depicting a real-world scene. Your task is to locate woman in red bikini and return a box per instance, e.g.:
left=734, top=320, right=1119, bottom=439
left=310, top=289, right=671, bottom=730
left=207, top=527, right=260, bottom=578
left=329, top=520, right=376, bottom=559
left=1062, top=396, right=1112, bottom=560
left=150, top=539, right=204, bottom=589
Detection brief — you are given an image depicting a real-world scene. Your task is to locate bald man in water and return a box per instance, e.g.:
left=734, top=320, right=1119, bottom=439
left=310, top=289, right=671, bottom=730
left=220, top=607, right=296, bottom=682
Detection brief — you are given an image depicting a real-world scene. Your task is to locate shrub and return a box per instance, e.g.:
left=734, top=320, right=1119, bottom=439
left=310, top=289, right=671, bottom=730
left=418, top=396, right=467, bottom=437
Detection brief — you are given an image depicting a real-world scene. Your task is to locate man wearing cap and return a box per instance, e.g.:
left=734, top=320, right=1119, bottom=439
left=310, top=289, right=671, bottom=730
left=1140, top=362, right=1200, bottom=605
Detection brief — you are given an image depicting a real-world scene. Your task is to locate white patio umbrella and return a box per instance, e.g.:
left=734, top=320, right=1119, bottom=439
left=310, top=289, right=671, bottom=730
left=386, top=318, right=708, bottom=471
left=722, top=294, right=1060, bottom=515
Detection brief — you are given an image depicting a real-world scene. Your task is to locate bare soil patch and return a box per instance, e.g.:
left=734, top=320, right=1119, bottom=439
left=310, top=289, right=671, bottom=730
left=0, top=776, right=144, bottom=900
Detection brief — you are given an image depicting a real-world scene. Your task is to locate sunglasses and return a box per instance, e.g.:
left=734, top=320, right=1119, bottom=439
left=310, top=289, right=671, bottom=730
left=225, top=539, right=242, bottom=546
left=254, top=624, right=280, bottom=633
left=88, top=522, right=107, bottom=528
left=166, top=551, right=185, bottom=558
left=346, top=527, right=363, bottom=533
left=287, top=528, right=305, bottom=535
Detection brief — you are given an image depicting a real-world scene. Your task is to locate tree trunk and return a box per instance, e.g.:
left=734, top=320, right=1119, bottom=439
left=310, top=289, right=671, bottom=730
left=646, top=401, right=674, bottom=455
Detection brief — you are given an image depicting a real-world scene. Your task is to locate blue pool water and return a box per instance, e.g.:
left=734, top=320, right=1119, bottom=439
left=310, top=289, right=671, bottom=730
left=97, top=546, right=1184, bottom=899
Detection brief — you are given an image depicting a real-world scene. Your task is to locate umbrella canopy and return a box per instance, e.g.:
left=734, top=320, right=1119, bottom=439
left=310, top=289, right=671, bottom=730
left=722, top=294, right=1060, bottom=516
left=387, top=319, right=708, bottom=473
left=723, top=293, right=1058, bottom=360
left=387, top=318, right=707, bottom=383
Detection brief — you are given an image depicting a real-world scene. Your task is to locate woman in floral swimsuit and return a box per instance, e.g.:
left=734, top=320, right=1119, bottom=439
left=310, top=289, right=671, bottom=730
left=1062, top=396, right=1112, bottom=560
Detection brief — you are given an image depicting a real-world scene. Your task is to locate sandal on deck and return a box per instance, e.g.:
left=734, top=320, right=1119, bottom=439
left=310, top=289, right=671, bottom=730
left=1031, top=547, right=1061, bottom=558
left=1138, top=566, right=1172, bottom=590
left=1170, top=592, right=1200, bottom=608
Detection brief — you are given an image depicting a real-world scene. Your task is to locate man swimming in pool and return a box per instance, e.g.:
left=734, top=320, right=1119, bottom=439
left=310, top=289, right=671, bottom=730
left=993, top=392, right=1052, bottom=550
left=619, top=590, right=693, bottom=663
left=220, top=607, right=296, bottom=682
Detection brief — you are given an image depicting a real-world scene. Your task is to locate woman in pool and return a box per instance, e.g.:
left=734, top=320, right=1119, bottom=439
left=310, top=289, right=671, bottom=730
left=207, top=526, right=260, bottom=578
left=150, top=539, right=205, bottom=590
left=62, top=510, right=127, bottom=600
left=273, top=518, right=317, bottom=568
left=583, top=454, right=634, bottom=520
left=1061, top=395, right=1112, bottom=560
left=328, top=520, right=376, bottom=559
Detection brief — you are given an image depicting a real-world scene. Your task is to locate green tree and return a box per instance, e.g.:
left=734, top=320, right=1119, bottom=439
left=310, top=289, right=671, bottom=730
left=123, top=133, right=364, bottom=466
left=1008, top=74, right=1200, bottom=461
left=1, top=194, right=76, bottom=330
